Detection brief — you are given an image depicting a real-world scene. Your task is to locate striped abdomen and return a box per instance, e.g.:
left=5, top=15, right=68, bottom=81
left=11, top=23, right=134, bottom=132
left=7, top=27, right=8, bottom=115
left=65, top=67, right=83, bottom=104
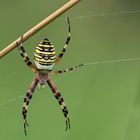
left=34, top=38, right=56, bottom=70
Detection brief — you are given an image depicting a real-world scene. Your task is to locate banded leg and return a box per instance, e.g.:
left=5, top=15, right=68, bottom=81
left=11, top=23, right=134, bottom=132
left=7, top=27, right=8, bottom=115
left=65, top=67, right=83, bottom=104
left=46, top=75, right=70, bottom=130
left=17, top=36, right=37, bottom=73
left=55, top=17, right=71, bottom=64
left=22, top=76, right=39, bottom=135
left=51, top=64, right=84, bottom=75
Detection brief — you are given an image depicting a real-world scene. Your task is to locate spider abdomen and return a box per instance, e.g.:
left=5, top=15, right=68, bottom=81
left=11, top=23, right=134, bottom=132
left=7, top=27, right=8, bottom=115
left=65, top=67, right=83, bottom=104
left=34, top=38, right=56, bottom=70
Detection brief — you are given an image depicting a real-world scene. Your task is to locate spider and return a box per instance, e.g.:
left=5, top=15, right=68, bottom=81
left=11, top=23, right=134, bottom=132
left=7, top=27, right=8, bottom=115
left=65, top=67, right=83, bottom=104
left=17, top=17, right=84, bottom=135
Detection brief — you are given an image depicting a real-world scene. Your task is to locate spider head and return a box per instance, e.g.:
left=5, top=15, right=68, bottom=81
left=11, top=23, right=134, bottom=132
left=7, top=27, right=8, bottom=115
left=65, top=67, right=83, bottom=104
left=37, top=72, right=48, bottom=87
left=34, top=38, right=56, bottom=71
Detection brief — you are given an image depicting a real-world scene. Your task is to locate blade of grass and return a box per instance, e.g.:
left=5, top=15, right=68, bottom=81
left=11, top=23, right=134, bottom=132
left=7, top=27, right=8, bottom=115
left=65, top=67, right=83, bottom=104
left=0, top=0, right=81, bottom=59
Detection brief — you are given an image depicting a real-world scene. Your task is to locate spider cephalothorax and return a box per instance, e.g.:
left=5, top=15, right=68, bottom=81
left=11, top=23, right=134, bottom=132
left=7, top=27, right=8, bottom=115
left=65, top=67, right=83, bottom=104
left=17, top=17, right=83, bottom=135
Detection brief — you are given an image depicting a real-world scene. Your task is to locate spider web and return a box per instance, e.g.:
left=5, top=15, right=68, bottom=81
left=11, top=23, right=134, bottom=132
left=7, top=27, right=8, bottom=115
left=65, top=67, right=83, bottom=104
left=58, top=9, right=140, bottom=20
left=1, top=9, right=140, bottom=139
left=1, top=56, right=140, bottom=107
left=0, top=8, right=140, bottom=108
left=1, top=9, right=140, bottom=107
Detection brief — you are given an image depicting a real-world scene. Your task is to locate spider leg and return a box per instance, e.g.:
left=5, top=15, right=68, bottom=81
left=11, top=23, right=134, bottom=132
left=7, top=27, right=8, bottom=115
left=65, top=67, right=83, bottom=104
left=51, top=64, right=84, bottom=75
left=46, top=75, right=70, bottom=130
left=22, top=75, right=39, bottom=135
left=17, top=35, right=38, bottom=73
left=55, top=17, right=71, bottom=64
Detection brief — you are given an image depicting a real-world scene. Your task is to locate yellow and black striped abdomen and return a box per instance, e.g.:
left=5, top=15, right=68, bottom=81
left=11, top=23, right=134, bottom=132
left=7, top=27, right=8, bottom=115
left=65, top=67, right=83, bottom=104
left=34, top=38, right=56, bottom=70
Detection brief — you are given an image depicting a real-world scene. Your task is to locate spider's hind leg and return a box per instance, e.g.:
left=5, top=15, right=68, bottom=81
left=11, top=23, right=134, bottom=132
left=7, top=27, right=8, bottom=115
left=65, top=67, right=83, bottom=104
left=17, top=35, right=37, bottom=73
left=55, top=17, right=71, bottom=64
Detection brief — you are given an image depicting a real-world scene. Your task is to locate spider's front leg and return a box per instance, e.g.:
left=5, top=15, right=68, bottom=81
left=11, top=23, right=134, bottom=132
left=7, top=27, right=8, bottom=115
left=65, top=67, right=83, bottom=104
left=22, top=76, right=39, bottom=135
left=46, top=75, right=70, bottom=130
left=17, top=36, right=37, bottom=73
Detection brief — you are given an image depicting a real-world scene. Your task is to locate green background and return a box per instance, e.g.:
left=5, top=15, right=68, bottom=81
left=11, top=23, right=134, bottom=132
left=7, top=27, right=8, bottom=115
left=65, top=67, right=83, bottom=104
left=0, top=0, right=140, bottom=139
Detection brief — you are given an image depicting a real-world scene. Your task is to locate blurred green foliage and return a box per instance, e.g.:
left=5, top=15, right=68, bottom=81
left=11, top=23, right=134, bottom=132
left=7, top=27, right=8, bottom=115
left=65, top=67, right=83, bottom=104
left=0, top=0, right=140, bottom=140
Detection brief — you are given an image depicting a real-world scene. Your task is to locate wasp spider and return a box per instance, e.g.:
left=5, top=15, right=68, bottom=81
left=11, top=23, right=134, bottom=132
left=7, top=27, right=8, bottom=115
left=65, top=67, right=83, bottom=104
left=17, top=17, right=83, bottom=135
